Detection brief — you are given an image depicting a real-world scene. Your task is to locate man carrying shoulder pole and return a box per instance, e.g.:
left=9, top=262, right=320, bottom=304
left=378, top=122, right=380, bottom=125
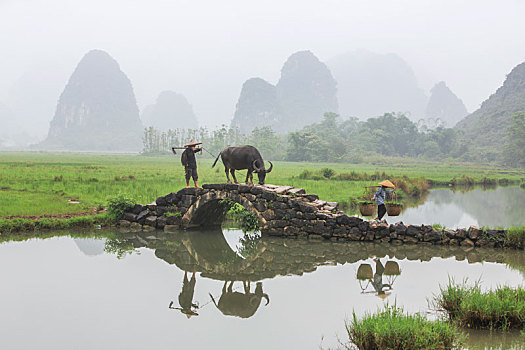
left=172, top=139, right=202, bottom=188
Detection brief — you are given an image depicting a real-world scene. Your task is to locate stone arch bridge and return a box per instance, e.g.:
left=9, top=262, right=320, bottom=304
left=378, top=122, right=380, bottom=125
left=120, top=183, right=510, bottom=248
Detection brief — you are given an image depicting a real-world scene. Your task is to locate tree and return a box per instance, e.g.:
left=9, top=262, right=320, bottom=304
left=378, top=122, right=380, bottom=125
left=504, top=111, right=525, bottom=167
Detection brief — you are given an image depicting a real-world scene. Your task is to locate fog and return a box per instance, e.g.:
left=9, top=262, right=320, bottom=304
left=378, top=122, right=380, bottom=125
left=1, top=0, right=525, bottom=141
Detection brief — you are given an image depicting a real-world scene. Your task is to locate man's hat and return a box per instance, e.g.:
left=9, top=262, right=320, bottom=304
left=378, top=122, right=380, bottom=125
left=378, top=180, right=395, bottom=188
left=184, top=139, right=202, bottom=147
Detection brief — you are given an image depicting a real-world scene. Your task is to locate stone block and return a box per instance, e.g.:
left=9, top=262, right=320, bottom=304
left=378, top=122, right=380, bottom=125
left=262, top=209, right=275, bottom=221
left=284, top=226, right=299, bottom=236
left=156, top=216, right=167, bottom=229
left=287, top=188, right=305, bottom=195
left=144, top=216, right=157, bottom=227
left=164, top=225, right=179, bottom=233
left=136, top=209, right=150, bottom=224
left=131, top=204, right=145, bottom=214
left=250, top=186, right=264, bottom=195
left=423, top=230, right=443, bottom=242
left=203, top=183, right=225, bottom=190
left=460, top=238, right=475, bottom=247
left=254, top=200, right=267, bottom=212
left=406, top=225, right=420, bottom=237
left=243, top=193, right=257, bottom=202
left=262, top=191, right=277, bottom=201
left=358, top=221, right=369, bottom=231
left=274, top=186, right=294, bottom=195
left=326, top=201, right=338, bottom=209
left=166, top=215, right=182, bottom=225
left=122, top=212, right=137, bottom=222
left=156, top=195, right=168, bottom=206
left=302, top=194, right=319, bottom=201
left=156, top=206, right=169, bottom=216
left=238, top=184, right=252, bottom=193
left=119, top=220, right=131, bottom=227
left=468, top=226, right=482, bottom=240
left=455, top=228, right=467, bottom=239
left=181, top=195, right=196, bottom=207
left=315, top=212, right=332, bottom=220
left=224, top=183, right=239, bottom=191
left=403, top=236, right=419, bottom=244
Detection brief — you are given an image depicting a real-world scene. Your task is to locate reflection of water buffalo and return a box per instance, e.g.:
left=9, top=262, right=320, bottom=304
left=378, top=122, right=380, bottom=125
left=209, top=281, right=269, bottom=318
left=212, top=145, right=273, bottom=185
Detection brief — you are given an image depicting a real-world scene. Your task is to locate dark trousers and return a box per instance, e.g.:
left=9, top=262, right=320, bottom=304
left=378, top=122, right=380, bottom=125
left=378, top=204, right=387, bottom=220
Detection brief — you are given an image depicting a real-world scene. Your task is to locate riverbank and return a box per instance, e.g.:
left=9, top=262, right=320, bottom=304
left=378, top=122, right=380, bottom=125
left=1, top=152, right=524, bottom=218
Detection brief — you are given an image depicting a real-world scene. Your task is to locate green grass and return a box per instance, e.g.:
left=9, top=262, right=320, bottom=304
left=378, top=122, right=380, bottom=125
left=504, top=227, right=525, bottom=249
left=1, top=152, right=524, bottom=217
left=343, top=305, right=464, bottom=350
left=435, top=281, right=525, bottom=330
left=0, top=214, right=111, bottom=235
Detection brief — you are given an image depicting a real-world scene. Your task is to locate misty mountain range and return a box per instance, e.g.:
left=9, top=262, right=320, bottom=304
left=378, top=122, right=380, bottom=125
left=0, top=47, right=518, bottom=152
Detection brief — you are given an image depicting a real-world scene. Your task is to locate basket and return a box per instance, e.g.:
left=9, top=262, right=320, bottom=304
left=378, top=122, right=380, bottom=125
left=356, top=264, right=373, bottom=280
left=386, top=204, right=402, bottom=216
left=386, top=191, right=402, bottom=216
left=359, top=203, right=375, bottom=216
left=384, top=261, right=400, bottom=276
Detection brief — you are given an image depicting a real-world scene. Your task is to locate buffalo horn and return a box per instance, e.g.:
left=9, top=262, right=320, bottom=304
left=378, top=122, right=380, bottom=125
left=252, top=159, right=261, bottom=172
left=265, top=161, right=273, bottom=173
left=263, top=293, right=270, bottom=305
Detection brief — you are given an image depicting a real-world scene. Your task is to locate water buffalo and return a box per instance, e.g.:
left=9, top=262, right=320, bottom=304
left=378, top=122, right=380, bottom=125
left=212, top=145, right=273, bottom=185
left=209, top=281, right=269, bottom=319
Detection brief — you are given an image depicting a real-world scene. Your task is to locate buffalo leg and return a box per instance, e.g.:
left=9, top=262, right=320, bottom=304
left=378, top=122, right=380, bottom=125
left=225, top=167, right=232, bottom=184
left=230, top=169, right=239, bottom=184
left=228, top=281, right=234, bottom=293
left=222, top=281, right=227, bottom=293
left=245, top=171, right=251, bottom=184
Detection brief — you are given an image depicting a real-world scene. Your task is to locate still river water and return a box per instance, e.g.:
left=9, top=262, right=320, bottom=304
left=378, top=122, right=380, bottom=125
left=0, top=187, right=524, bottom=350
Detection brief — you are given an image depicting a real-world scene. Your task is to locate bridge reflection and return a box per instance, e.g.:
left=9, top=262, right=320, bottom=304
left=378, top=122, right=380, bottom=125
left=107, top=227, right=525, bottom=318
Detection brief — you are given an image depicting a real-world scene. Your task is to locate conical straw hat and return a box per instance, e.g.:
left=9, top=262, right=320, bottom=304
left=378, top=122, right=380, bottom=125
left=378, top=180, right=395, bottom=188
left=184, top=139, right=202, bottom=147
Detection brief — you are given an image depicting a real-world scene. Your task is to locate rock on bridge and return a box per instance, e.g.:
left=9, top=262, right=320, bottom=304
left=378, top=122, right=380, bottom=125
left=120, top=183, right=511, bottom=248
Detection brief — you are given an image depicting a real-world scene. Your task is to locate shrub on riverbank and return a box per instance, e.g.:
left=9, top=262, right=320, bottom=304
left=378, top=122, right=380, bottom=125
left=0, top=214, right=110, bottom=235
left=435, top=281, right=525, bottom=330
left=505, top=227, right=525, bottom=249
left=343, top=305, right=464, bottom=350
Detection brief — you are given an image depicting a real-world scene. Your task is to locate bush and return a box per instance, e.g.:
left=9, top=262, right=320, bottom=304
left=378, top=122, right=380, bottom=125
left=321, top=167, right=336, bottom=179
left=434, top=281, right=525, bottom=330
left=219, top=199, right=259, bottom=232
left=107, top=194, right=135, bottom=220
left=505, top=227, right=525, bottom=249
left=344, top=305, right=463, bottom=350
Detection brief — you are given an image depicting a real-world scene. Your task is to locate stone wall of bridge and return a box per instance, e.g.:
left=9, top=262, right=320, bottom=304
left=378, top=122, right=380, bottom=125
left=119, top=183, right=512, bottom=249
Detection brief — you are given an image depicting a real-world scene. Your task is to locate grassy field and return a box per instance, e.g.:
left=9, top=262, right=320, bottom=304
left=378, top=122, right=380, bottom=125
left=1, top=151, right=524, bottom=217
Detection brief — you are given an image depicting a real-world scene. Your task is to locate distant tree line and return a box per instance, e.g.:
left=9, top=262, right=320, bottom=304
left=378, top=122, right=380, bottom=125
left=142, top=111, right=525, bottom=167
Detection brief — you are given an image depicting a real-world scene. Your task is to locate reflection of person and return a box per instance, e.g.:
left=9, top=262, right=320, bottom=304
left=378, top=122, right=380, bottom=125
left=176, top=139, right=202, bottom=189
left=372, top=180, right=395, bottom=223
left=169, top=271, right=199, bottom=318
left=370, top=258, right=391, bottom=298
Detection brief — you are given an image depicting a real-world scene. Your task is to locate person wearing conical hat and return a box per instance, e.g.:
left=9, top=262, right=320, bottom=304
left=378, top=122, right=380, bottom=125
left=175, top=139, right=202, bottom=188
left=168, top=271, right=199, bottom=318
left=371, top=180, right=395, bottom=223
left=370, top=258, right=391, bottom=298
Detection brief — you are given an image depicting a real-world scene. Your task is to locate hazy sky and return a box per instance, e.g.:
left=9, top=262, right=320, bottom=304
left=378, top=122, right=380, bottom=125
left=1, top=0, right=525, bottom=136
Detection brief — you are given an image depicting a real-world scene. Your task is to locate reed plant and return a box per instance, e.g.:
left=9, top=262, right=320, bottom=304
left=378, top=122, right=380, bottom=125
left=434, top=280, right=525, bottom=330
left=343, top=305, right=464, bottom=350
